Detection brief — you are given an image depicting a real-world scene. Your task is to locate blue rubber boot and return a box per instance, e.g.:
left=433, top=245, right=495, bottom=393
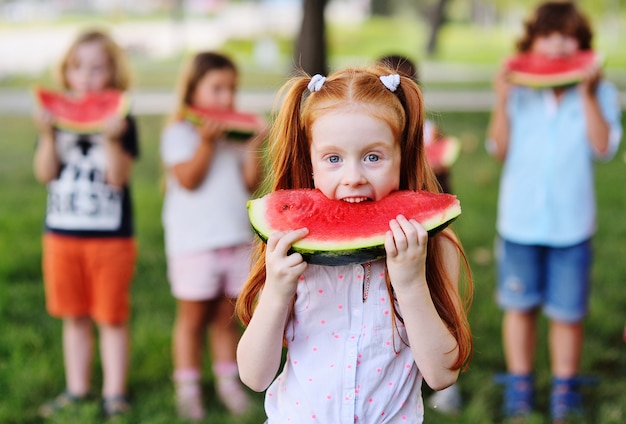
left=494, top=373, right=534, bottom=418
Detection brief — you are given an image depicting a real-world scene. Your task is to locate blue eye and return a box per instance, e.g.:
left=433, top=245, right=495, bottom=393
left=366, top=154, right=380, bottom=162
left=328, top=155, right=340, bottom=163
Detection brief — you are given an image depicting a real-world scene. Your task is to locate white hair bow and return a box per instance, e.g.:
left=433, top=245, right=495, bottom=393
left=308, top=74, right=326, bottom=92
left=380, top=74, right=400, bottom=92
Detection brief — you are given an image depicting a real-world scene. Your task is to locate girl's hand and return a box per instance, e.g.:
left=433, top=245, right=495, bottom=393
left=578, top=62, right=601, bottom=98
left=384, top=215, right=428, bottom=291
left=33, top=108, right=55, bottom=137
left=199, top=118, right=225, bottom=145
left=102, top=115, right=127, bottom=141
left=265, top=228, right=309, bottom=299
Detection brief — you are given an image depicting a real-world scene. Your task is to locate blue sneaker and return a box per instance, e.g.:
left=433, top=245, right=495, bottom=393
left=494, top=373, right=534, bottom=417
left=550, top=376, right=597, bottom=422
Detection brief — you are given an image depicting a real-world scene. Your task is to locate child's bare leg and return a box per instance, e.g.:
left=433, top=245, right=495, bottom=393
left=209, top=297, right=239, bottom=364
left=99, top=323, right=129, bottom=397
left=549, top=320, right=582, bottom=378
left=173, top=299, right=210, bottom=420
left=210, top=297, right=249, bottom=415
left=503, top=309, right=538, bottom=374
left=63, top=317, right=93, bottom=396
left=173, top=299, right=211, bottom=369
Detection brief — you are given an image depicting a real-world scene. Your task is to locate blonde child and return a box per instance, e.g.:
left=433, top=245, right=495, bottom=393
left=487, top=1, right=622, bottom=421
left=33, top=29, right=138, bottom=418
left=236, top=66, right=473, bottom=423
left=160, top=52, right=266, bottom=420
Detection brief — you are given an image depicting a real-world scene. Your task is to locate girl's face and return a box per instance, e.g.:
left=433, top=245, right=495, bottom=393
left=531, top=32, right=579, bottom=58
left=192, top=68, right=237, bottom=110
left=66, top=41, right=113, bottom=94
left=310, top=108, right=401, bottom=202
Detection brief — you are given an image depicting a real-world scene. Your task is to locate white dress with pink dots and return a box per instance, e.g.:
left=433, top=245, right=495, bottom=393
left=264, top=260, right=425, bottom=423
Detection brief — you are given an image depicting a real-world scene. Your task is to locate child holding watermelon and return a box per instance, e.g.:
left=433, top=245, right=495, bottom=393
left=487, top=1, right=623, bottom=421
left=160, top=51, right=267, bottom=420
left=33, top=29, right=139, bottom=418
left=236, top=65, right=473, bottom=424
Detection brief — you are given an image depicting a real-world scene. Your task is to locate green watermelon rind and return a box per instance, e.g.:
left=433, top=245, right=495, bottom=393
left=182, top=106, right=259, bottom=141
left=248, top=192, right=461, bottom=266
left=508, top=70, right=589, bottom=88
left=33, top=87, right=130, bottom=134
left=506, top=51, right=604, bottom=89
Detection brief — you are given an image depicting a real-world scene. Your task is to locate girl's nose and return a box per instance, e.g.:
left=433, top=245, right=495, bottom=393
left=220, top=91, right=236, bottom=109
left=342, top=162, right=367, bottom=186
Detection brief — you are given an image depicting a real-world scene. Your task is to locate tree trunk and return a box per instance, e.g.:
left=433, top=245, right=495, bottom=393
left=295, top=0, right=328, bottom=76
left=370, top=0, right=391, bottom=16
left=426, top=0, right=449, bottom=56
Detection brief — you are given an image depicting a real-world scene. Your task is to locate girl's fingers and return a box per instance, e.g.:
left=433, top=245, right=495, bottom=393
left=386, top=215, right=428, bottom=254
left=384, top=230, right=398, bottom=257
left=267, top=228, right=308, bottom=256
left=388, top=218, right=408, bottom=250
left=407, top=217, right=428, bottom=245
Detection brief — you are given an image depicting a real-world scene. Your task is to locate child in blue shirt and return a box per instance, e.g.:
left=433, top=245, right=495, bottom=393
left=487, top=1, right=622, bottom=421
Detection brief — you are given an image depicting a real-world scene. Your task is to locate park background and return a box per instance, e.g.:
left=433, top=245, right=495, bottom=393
left=0, top=0, right=624, bottom=423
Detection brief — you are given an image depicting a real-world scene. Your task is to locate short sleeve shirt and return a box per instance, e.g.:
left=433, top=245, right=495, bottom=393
left=265, top=261, right=425, bottom=424
left=497, top=81, right=622, bottom=246
left=44, top=116, right=139, bottom=238
left=160, top=121, right=253, bottom=256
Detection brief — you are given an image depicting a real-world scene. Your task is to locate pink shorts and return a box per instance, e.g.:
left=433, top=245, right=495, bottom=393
left=167, top=243, right=252, bottom=301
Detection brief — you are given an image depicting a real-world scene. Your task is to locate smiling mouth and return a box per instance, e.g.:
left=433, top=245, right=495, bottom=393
left=341, top=197, right=371, bottom=203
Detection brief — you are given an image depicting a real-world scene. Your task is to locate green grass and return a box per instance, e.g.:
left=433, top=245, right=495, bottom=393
left=1, top=112, right=625, bottom=423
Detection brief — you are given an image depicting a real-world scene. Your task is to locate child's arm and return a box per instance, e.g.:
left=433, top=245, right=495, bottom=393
left=385, top=216, right=460, bottom=391
left=170, top=120, right=223, bottom=190
left=102, top=115, right=134, bottom=187
left=487, top=66, right=512, bottom=161
left=33, top=109, right=59, bottom=183
left=237, top=228, right=309, bottom=392
left=579, top=67, right=611, bottom=155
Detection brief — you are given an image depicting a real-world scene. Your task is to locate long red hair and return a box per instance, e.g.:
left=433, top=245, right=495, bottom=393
left=236, top=65, right=473, bottom=371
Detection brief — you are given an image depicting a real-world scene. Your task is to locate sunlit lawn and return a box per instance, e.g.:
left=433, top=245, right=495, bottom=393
left=1, top=110, right=624, bottom=423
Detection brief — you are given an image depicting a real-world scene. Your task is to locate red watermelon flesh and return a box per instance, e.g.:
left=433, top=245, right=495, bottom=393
left=33, top=87, right=129, bottom=133
left=248, top=189, right=461, bottom=266
left=425, top=136, right=461, bottom=169
left=505, top=50, right=601, bottom=88
left=183, top=105, right=263, bottom=140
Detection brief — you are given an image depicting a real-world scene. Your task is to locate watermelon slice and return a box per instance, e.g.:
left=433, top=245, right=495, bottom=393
left=183, top=105, right=263, bottom=141
left=425, top=136, right=461, bottom=169
left=505, top=50, right=602, bottom=88
left=33, top=87, right=129, bottom=133
left=248, top=189, right=461, bottom=266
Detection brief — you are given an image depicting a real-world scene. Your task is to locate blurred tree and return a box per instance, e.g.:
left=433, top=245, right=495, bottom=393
left=295, top=0, right=328, bottom=75
left=425, top=0, right=450, bottom=56
left=371, top=0, right=392, bottom=16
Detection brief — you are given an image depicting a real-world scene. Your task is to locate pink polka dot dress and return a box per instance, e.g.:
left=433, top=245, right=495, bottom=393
left=264, top=260, right=425, bottom=423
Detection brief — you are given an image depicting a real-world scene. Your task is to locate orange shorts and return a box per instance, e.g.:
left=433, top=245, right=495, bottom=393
left=42, top=233, right=137, bottom=324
